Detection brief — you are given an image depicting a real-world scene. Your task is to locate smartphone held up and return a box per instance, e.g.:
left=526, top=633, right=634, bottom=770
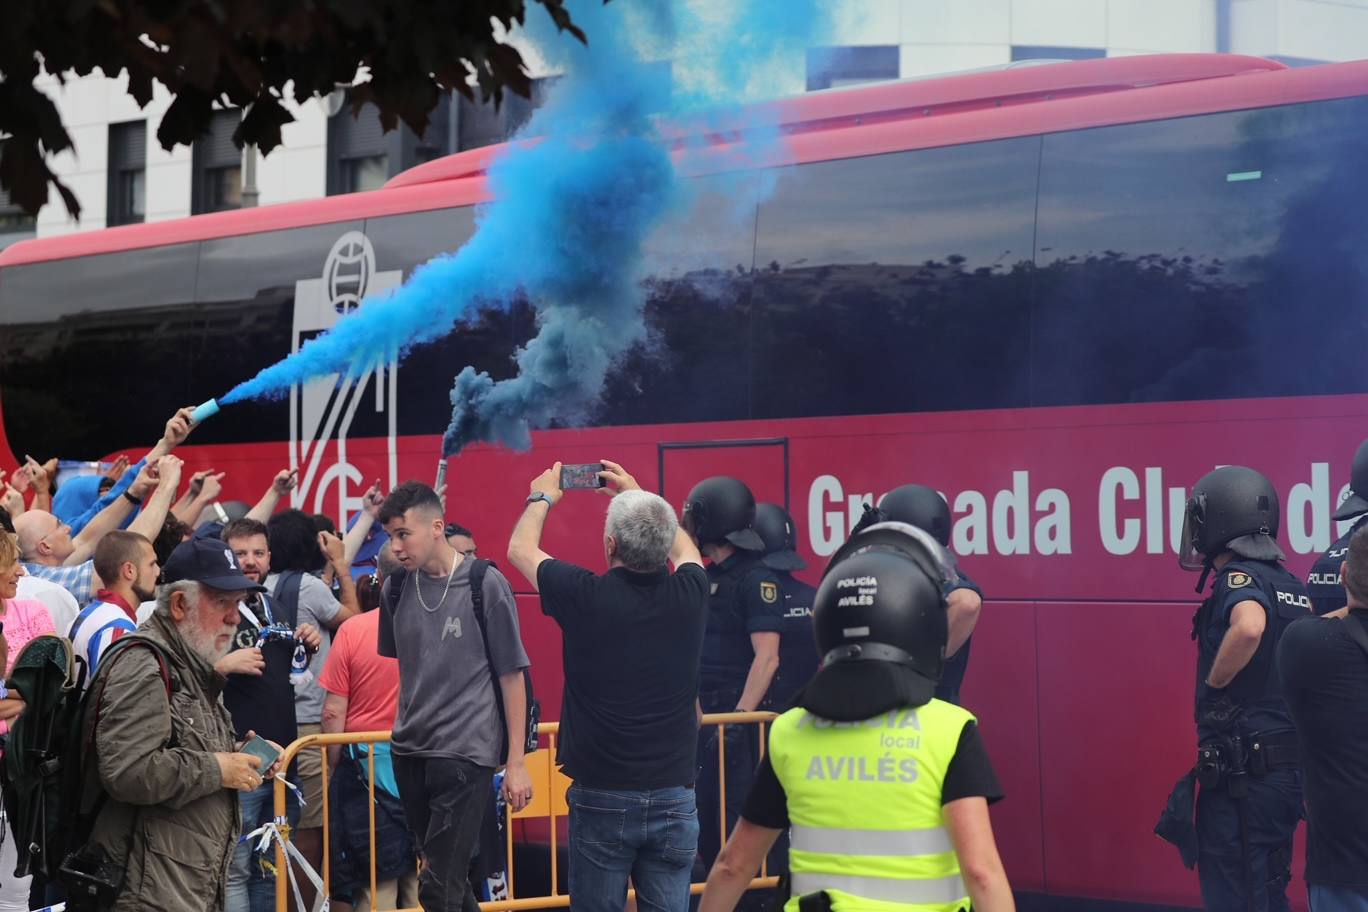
left=560, top=463, right=606, bottom=490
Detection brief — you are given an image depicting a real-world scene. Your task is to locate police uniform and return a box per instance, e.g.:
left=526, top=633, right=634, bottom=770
left=936, top=571, right=981, bottom=706
left=710, top=520, right=1009, bottom=911
left=1307, top=516, right=1368, bottom=616
left=771, top=571, right=818, bottom=709
left=696, top=550, right=786, bottom=873
left=1192, top=560, right=1307, bottom=912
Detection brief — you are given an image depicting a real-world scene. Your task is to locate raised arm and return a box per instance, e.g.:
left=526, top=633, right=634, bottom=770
left=342, top=482, right=384, bottom=566
left=246, top=468, right=298, bottom=523
left=146, top=407, right=196, bottom=462
left=67, top=464, right=156, bottom=565
left=128, top=458, right=185, bottom=542
left=171, top=470, right=225, bottom=526
left=318, top=531, right=360, bottom=625
left=507, top=463, right=563, bottom=591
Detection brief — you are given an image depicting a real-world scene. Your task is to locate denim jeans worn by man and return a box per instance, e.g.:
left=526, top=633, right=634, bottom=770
left=507, top=459, right=709, bottom=912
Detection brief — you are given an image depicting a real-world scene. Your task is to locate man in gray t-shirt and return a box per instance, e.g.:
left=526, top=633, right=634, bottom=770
left=378, top=482, right=532, bottom=912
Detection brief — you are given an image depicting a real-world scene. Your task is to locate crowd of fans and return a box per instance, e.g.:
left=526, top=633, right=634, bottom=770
left=0, top=408, right=841, bottom=912
left=0, top=408, right=508, bottom=912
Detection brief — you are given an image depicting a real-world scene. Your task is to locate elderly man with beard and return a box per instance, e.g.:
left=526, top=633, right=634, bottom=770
left=77, top=538, right=284, bottom=912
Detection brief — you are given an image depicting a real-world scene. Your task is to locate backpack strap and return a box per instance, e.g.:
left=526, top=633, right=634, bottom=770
left=271, top=571, right=304, bottom=630
left=387, top=567, right=409, bottom=613
left=466, top=560, right=508, bottom=756
left=1343, top=611, right=1368, bottom=662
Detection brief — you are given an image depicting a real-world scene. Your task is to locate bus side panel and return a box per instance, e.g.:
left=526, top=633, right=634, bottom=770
left=960, top=599, right=1046, bottom=892
left=1036, top=601, right=1200, bottom=907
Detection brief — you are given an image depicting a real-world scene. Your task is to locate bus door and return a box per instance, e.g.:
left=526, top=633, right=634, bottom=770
left=658, top=437, right=789, bottom=514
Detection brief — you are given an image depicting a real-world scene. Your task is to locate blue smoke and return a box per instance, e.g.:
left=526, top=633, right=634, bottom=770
left=220, top=0, right=831, bottom=457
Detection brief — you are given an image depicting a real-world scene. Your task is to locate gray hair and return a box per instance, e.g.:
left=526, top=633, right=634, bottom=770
left=155, top=579, right=201, bottom=619
left=606, top=490, right=678, bottom=572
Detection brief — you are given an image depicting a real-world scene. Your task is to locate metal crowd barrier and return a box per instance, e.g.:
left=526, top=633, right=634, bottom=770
left=273, top=712, right=781, bottom=912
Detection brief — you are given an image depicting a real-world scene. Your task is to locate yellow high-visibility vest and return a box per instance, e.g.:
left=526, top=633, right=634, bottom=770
left=768, top=700, right=976, bottom=911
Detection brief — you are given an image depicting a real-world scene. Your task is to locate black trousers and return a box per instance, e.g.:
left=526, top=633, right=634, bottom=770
left=392, top=754, right=495, bottom=912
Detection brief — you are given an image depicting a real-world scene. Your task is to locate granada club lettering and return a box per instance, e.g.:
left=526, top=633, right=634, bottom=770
left=808, top=463, right=1359, bottom=559
left=809, top=471, right=1071, bottom=558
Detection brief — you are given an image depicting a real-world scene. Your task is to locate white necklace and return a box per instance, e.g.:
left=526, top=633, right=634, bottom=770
left=415, top=554, right=459, bottom=613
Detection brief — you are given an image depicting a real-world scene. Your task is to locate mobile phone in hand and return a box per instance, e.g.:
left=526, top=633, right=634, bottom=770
left=241, top=735, right=281, bottom=774
left=560, top=463, right=606, bottom=490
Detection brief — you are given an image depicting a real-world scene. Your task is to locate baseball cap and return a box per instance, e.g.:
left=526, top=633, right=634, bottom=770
left=162, top=538, right=266, bottom=592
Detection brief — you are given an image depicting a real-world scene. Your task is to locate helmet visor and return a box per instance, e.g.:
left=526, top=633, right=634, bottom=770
left=1178, top=494, right=1207, bottom=571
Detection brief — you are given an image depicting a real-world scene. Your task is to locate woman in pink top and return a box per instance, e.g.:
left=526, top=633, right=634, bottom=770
left=0, top=525, right=56, bottom=911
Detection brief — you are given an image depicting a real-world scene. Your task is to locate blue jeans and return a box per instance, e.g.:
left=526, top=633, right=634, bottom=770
left=1312, top=886, right=1368, bottom=911
left=567, top=784, right=698, bottom=912
left=227, top=779, right=300, bottom=912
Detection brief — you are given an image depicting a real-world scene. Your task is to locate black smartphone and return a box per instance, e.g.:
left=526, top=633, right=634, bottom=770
left=560, top=463, right=606, bottom=490
left=241, top=735, right=281, bottom=774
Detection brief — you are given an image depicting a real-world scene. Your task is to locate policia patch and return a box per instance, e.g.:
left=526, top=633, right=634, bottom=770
left=760, top=581, right=779, bottom=604
left=1227, top=572, right=1252, bottom=589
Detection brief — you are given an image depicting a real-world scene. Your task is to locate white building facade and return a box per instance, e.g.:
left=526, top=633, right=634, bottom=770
left=2, top=0, right=1363, bottom=248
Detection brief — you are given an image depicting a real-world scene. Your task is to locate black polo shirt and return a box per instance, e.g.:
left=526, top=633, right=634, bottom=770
left=538, top=558, right=709, bottom=789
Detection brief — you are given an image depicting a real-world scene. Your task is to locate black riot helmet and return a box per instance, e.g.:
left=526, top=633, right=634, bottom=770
left=754, top=503, right=807, bottom=572
left=802, top=522, right=956, bottom=721
left=682, top=477, right=765, bottom=551
left=1179, top=465, right=1285, bottom=572
left=876, top=484, right=953, bottom=547
left=1334, top=438, right=1368, bottom=522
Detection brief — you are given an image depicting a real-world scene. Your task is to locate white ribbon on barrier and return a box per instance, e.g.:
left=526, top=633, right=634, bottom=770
left=244, top=813, right=329, bottom=912
left=29, top=904, right=65, bottom=912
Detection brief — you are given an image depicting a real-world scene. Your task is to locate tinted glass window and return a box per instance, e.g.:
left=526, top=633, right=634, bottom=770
left=0, top=243, right=201, bottom=458
left=191, top=223, right=365, bottom=446
left=363, top=207, right=539, bottom=436
left=594, top=175, right=759, bottom=426
left=751, top=140, right=1040, bottom=419
left=1033, top=95, right=1368, bottom=406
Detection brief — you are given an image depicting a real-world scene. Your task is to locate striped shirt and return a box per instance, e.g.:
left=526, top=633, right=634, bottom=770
left=22, top=560, right=97, bottom=608
left=68, top=590, right=138, bottom=689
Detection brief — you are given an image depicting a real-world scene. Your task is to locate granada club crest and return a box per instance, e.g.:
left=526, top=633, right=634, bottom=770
left=290, top=231, right=404, bottom=522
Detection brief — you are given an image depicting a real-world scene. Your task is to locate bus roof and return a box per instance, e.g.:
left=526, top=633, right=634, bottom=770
left=4, top=53, right=1365, bottom=270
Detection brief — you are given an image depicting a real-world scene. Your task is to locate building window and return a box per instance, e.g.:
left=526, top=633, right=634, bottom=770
left=457, top=76, right=561, bottom=151
left=1011, top=46, right=1105, bottom=62
left=806, top=46, right=899, bottom=91
left=191, top=109, right=242, bottom=214
left=328, top=98, right=390, bottom=196
left=339, top=154, right=389, bottom=193
left=107, top=121, right=146, bottom=226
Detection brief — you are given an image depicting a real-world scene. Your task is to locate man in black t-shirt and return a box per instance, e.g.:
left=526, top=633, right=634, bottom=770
left=506, top=459, right=709, bottom=912
left=1280, top=524, right=1368, bottom=910
left=221, top=519, right=321, bottom=912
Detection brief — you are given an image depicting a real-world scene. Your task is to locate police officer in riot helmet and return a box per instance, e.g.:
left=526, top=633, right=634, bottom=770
left=754, top=504, right=818, bottom=708
left=683, top=477, right=785, bottom=894
left=699, top=521, right=1013, bottom=912
left=1307, top=438, right=1368, bottom=616
left=1163, top=465, right=1308, bottom=912
left=847, top=484, right=983, bottom=706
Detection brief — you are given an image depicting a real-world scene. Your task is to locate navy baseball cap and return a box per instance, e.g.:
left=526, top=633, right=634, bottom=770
left=162, top=538, right=266, bottom=592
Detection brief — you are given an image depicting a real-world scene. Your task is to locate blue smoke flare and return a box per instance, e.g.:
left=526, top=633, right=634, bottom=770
left=220, top=0, right=831, bottom=457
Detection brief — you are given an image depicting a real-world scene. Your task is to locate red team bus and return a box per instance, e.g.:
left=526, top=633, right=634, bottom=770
left=3, top=54, right=1367, bottom=910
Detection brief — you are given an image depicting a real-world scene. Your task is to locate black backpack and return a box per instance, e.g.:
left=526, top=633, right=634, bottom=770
left=1, top=633, right=174, bottom=890
left=388, top=559, right=540, bottom=760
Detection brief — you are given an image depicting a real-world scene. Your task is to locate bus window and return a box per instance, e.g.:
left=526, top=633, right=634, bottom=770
left=191, top=222, right=366, bottom=446
left=594, top=175, right=760, bottom=427
left=361, top=207, right=534, bottom=438
left=750, top=138, right=1040, bottom=420
left=1032, top=94, right=1368, bottom=407
left=0, top=242, right=201, bottom=458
